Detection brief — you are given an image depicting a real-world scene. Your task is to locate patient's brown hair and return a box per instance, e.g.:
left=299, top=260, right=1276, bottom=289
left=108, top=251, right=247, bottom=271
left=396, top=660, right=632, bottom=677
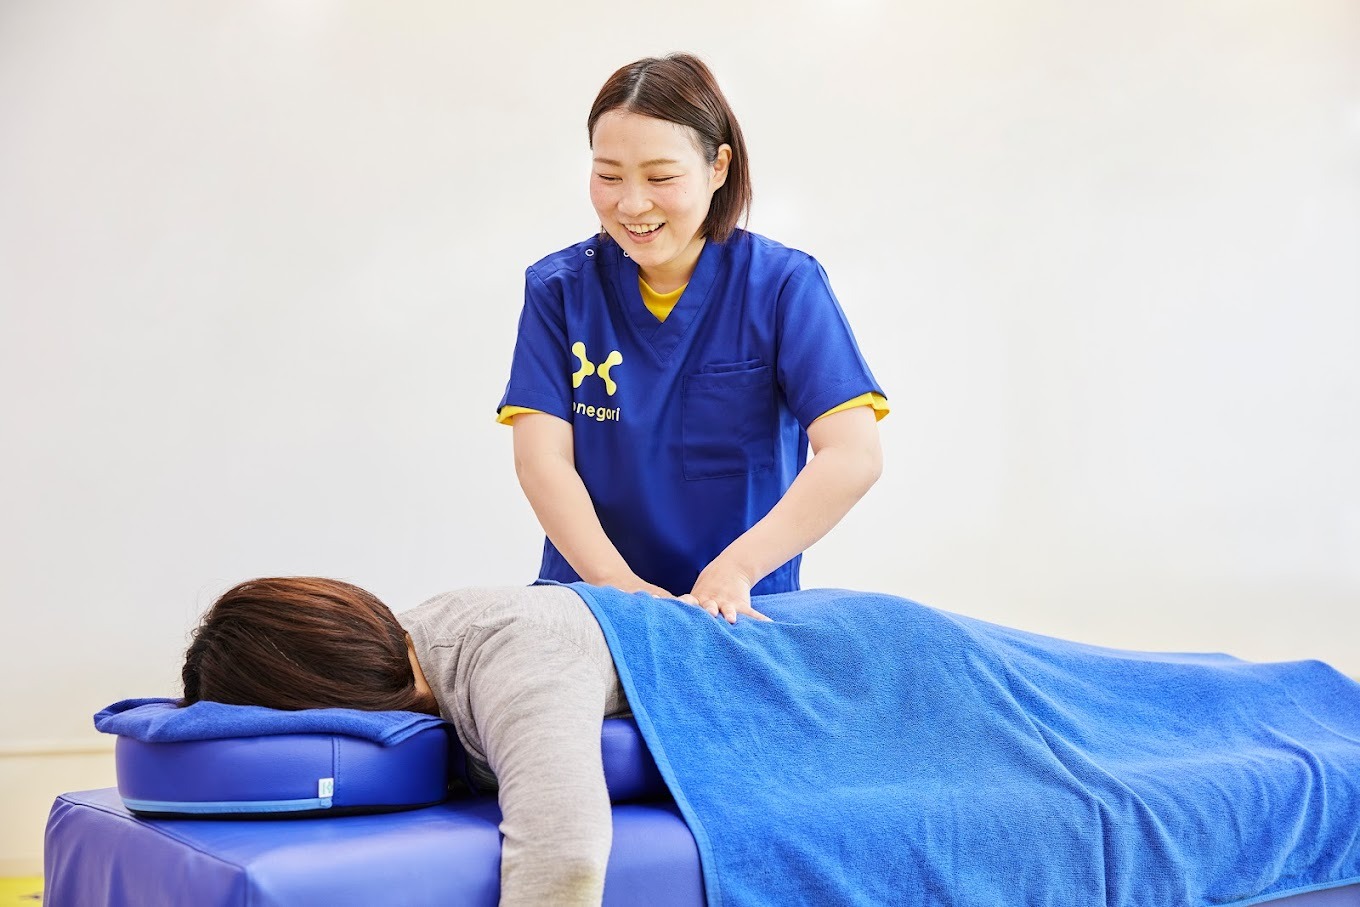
left=182, top=577, right=437, bottom=714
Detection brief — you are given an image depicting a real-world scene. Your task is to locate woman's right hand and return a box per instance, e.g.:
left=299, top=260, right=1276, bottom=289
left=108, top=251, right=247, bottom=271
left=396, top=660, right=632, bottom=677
left=514, top=414, right=664, bottom=598
left=597, top=572, right=675, bottom=599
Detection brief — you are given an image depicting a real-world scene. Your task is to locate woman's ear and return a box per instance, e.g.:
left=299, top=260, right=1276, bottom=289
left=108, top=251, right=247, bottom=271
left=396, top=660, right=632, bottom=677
left=710, top=143, right=733, bottom=191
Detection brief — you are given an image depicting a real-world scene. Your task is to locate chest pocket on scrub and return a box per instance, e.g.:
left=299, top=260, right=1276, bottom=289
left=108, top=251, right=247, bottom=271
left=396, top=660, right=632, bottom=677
left=681, top=361, right=776, bottom=480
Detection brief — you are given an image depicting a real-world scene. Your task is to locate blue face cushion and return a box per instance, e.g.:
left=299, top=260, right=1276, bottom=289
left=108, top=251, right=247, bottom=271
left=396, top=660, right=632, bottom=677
left=114, top=727, right=453, bottom=819
left=96, top=699, right=667, bottom=819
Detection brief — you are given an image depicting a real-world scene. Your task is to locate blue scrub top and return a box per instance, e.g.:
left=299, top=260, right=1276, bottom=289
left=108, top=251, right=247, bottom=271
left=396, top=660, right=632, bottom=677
left=498, top=229, right=884, bottom=596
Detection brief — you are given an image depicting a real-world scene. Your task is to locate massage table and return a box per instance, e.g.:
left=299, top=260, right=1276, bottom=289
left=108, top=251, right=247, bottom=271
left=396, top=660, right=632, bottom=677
left=42, top=716, right=1360, bottom=906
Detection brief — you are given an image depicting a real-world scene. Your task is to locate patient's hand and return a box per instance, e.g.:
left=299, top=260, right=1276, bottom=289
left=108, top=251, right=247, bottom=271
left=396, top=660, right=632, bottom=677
left=681, top=561, right=771, bottom=625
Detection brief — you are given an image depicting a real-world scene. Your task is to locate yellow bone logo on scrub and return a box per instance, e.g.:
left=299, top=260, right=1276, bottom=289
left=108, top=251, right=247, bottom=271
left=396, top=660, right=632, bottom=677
left=571, top=342, right=623, bottom=396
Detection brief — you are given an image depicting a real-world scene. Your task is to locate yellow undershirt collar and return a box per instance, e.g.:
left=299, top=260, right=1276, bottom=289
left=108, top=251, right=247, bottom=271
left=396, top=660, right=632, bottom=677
left=639, top=276, right=687, bottom=323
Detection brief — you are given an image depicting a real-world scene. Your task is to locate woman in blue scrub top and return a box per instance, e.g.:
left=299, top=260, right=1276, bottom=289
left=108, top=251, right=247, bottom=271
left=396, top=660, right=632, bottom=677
left=498, top=53, right=888, bottom=623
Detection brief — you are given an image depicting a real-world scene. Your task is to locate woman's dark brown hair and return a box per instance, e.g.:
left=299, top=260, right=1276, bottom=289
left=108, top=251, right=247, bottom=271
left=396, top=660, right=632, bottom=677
left=588, top=52, right=752, bottom=243
left=182, top=577, right=437, bottom=714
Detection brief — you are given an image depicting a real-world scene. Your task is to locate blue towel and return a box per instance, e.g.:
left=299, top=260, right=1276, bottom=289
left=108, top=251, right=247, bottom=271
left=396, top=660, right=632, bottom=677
left=571, top=583, right=1360, bottom=907
left=94, top=698, right=445, bottom=747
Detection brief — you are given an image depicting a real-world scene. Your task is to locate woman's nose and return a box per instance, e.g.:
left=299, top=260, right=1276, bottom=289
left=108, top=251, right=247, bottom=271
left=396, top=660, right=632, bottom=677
left=618, top=182, right=651, bottom=217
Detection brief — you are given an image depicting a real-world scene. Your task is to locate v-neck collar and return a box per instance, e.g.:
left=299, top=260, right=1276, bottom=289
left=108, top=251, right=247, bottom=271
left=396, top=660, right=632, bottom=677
left=607, top=237, right=724, bottom=362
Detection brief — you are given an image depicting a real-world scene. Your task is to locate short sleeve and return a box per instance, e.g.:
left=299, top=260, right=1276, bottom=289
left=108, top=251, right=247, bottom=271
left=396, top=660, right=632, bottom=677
left=775, top=256, right=885, bottom=429
left=496, top=267, right=574, bottom=421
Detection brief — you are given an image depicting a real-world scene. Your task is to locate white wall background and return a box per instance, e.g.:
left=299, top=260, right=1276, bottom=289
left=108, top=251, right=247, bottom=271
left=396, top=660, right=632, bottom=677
left=1, top=0, right=1357, bottom=872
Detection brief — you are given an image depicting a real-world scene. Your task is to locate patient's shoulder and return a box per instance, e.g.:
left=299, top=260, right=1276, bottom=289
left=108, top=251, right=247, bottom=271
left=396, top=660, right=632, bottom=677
left=398, top=585, right=583, bottom=641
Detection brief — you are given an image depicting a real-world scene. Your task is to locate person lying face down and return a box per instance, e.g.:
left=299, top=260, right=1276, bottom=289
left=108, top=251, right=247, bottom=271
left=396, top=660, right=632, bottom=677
left=183, top=577, right=631, bottom=907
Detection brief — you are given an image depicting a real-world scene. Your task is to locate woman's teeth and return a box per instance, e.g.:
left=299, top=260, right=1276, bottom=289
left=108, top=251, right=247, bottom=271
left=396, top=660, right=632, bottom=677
left=626, top=223, right=663, bottom=235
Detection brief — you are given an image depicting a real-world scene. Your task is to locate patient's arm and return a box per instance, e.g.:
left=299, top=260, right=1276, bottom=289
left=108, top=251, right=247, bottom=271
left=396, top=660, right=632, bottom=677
left=685, top=404, right=883, bottom=621
left=468, top=627, right=613, bottom=907
left=512, top=412, right=673, bottom=597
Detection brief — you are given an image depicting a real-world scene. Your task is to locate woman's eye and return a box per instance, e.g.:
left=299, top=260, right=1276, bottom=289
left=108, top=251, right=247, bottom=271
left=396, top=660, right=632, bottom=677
left=649, top=176, right=677, bottom=183
left=596, top=174, right=620, bottom=182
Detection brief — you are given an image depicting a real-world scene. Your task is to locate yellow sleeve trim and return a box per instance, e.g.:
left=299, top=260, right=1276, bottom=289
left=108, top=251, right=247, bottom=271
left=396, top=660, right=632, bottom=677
left=496, top=405, right=545, bottom=426
left=815, top=392, right=889, bottom=423
left=502, top=393, right=887, bottom=426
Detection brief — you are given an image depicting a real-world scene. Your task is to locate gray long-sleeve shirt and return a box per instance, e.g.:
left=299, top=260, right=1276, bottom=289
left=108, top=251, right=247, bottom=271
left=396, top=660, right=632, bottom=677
left=398, top=585, right=629, bottom=906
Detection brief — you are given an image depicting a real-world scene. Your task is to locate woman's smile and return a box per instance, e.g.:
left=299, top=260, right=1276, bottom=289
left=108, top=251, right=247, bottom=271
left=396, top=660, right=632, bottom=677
left=623, top=222, right=665, bottom=243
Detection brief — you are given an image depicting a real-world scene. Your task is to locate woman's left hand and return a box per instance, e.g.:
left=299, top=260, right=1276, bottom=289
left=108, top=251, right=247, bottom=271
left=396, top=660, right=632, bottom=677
left=680, top=560, right=771, bottom=624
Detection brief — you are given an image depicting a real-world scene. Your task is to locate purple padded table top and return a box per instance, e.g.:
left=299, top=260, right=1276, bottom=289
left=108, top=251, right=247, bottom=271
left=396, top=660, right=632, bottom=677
left=45, top=787, right=1360, bottom=907
left=45, top=788, right=701, bottom=907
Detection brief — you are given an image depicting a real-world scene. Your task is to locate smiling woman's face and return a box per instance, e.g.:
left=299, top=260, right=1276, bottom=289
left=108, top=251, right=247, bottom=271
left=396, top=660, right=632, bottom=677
left=589, top=110, right=731, bottom=291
